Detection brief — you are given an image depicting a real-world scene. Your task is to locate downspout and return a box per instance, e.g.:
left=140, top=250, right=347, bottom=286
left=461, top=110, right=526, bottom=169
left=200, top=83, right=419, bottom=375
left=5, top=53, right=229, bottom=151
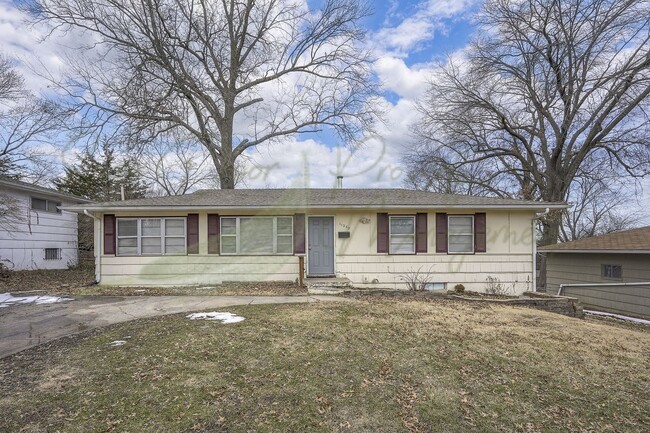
left=532, top=208, right=550, bottom=292
left=84, top=209, right=101, bottom=284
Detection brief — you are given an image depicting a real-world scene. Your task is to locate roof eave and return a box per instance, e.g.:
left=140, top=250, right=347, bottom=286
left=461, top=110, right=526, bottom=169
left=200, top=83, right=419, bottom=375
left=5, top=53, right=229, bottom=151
left=62, top=203, right=568, bottom=212
left=1, top=180, right=92, bottom=203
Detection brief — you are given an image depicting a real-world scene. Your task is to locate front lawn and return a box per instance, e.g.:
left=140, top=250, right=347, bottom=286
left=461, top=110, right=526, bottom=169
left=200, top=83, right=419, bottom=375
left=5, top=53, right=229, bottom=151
left=1, top=300, right=648, bottom=432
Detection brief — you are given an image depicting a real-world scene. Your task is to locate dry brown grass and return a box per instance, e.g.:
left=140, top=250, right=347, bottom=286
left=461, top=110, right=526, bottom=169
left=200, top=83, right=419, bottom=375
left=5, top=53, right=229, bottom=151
left=1, top=299, right=648, bottom=432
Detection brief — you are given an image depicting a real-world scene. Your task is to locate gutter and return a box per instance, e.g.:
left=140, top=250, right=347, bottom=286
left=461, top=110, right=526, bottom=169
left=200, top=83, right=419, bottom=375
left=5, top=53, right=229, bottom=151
left=62, top=203, right=569, bottom=212
left=84, top=209, right=101, bottom=284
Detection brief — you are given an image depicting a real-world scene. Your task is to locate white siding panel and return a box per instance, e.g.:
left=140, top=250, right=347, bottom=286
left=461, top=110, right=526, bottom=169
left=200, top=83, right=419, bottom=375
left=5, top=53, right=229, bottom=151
left=0, top=187, right=80, bottom=270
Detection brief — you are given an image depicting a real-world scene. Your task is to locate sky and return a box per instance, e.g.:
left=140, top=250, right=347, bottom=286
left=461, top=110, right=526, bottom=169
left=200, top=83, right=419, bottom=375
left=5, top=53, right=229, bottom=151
left=0, top=0, right=481, bottom=189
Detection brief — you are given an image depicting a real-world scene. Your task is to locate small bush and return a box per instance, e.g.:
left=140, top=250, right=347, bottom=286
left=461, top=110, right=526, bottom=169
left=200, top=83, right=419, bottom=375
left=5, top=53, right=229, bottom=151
left=454, top=284, right=465, bottom=293
left=0, top=263, right=11, bottom=279
left=485, top=276, right=509, bottom=295
left=399, top=266, right=435, bottom=291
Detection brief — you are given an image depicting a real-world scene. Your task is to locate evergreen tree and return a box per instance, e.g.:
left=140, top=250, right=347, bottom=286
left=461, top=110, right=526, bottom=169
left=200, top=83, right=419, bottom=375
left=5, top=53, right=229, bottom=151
left=55, top=141, right=147, bottom=201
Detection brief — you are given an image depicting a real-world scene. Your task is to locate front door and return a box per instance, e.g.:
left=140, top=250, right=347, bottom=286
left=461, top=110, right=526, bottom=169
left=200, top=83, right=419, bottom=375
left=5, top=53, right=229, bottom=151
left=308, top=217, right=335, bottom=276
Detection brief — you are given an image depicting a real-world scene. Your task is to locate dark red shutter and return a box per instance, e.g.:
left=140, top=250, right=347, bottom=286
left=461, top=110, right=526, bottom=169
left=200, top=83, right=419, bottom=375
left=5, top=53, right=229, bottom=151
left=377, top=213, right=389, bottom=253
left=186, top=214, right=199, bottom=254
left=103, top=214, right=116, bottom=255
left=416, top=213, right=428, bottom=253
left=207, top=214, right=220, bottom=254
left=293, top=213, right=306, bottom=254
left=435, top=213, right=448, bottom=253
left=474, top=212, right=487, bottom=253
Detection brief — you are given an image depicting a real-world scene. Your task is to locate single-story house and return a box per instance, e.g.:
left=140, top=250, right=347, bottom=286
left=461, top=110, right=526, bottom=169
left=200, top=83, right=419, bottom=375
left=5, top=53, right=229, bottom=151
left=63, top=188, right=565, bottom=294
left=540, top=226, right=650, bottom=319
left=0, top=176, right=91, bottom=270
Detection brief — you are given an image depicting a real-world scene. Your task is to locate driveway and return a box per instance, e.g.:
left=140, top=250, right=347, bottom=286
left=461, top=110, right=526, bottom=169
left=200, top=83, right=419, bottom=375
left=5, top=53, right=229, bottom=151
left=0, top=295, right=349, bottom=358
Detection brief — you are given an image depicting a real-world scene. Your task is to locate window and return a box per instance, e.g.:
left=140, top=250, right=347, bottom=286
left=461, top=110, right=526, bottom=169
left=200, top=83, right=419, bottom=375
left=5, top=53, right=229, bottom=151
left=448, top=215, right=474, bottom=253
left=31, top=197, right=61, bottom=213
left=602, top=264, right=622, bottom=279
left=44, top=248, right=61, bottom=260
left=389, top=216, right=415, bottom=254
left=220, top=216, right=293, bottom=255
left=116, top=218, right=186, bottom=256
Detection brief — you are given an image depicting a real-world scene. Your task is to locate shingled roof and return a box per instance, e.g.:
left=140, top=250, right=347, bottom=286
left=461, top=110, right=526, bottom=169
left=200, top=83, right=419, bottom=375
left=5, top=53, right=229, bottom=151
left=539, top=226, right=650, bottom=253
left=63, top=188, right=565, bottom=211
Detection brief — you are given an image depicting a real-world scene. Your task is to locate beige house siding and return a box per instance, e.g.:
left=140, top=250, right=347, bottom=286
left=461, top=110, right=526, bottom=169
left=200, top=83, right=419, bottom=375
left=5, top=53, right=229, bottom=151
left=545, top=252, right=650, bottom=319
left=96, top=209, right=535, bottom=294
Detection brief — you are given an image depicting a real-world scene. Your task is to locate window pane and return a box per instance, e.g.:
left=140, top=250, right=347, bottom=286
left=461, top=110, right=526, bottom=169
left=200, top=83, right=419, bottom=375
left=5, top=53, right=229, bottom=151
left=141, top=237, right=162, bottom=254
left=277, top=217, right=293, bottom=235
left=47, top=201, right=61, bottom=213
left=141, top=219, right=161, bottom=236
left=449, top=234, right=473, bottom=253
left=277, top=235, right=293, bottom=254
left=240, top=217, right=273, bottom=254
left=390, top=234, right=415, bottom=254
left=165, top=219, right=185, bottom=236
left=118, top=219, right=138, bottom=237
left=165, top=237, right=185, bottom=254
left=117, top=237, right=138, bottom=255
left=449, top=216, right=473, bottom=234
left=221, top=218, right=237, bottom=235
left=31, top=198, right=47, bottom=211
left=390, top=217, right=415, bottom=235
left=221, top=235, right=236, bottom=254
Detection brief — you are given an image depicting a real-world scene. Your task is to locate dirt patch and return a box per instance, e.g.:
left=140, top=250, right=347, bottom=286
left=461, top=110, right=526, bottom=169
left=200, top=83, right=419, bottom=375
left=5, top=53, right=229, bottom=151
left=0, top=266, right=95, bottom=293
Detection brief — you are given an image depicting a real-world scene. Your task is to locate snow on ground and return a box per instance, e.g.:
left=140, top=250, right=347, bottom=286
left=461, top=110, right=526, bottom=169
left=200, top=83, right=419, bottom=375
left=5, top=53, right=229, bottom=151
left=585, top=310, right=650, bottom=325
left=109, top=340, right=127, bottom=347
left=187, top=312, right=245, bottom=323
left=0, top=293, right=73, bottom=308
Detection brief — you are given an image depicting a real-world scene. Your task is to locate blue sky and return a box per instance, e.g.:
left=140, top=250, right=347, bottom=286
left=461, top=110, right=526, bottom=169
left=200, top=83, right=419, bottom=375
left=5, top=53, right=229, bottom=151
left=0, top=0, right=481, bottom=188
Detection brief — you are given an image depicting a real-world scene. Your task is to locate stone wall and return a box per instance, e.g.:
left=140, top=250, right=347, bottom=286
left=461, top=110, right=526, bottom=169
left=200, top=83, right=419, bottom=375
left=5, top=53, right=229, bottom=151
left=345, top=290, right=584, bottom=318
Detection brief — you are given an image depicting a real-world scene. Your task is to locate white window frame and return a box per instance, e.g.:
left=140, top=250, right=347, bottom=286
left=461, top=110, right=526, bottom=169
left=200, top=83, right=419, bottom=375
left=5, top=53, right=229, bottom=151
left=220, top=216, right=293, bottom=255
left=389, top=215, right=416, bottom=255
left=448, top=215, right=474, bottom=254
left=116, top=217, right=186, bottom=256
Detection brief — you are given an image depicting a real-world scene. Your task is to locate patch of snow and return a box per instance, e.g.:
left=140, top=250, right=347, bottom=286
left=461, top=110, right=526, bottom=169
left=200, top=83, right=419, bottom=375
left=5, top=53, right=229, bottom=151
left=109, top=340, right=127, bottom=347
left=186, top=311, right=245, bottom=324
left=585, top=310, right=650, bottom=325
left=0, top=293, right=73, bottom=308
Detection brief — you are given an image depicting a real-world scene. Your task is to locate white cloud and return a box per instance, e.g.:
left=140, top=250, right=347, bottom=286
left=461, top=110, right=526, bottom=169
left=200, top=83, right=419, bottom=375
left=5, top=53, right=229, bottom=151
left=372, top=0, right=477, bottom=56
left=374, top=56, right=433, bottom=99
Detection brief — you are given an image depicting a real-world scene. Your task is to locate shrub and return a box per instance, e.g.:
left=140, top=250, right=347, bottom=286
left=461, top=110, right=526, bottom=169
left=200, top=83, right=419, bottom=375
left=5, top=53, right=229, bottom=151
left=454, top=284, right=465, bottom=293
left=399, top=266, right=434, bottom=291
left=0, top=263, right=11, bottom=279
left=485, top=276, right=509, bottom=295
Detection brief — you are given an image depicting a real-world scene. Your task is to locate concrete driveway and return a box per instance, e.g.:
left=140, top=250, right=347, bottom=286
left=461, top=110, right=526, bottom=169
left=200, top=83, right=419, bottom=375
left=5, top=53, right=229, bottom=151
left=0, top=295, right=348, bottom=358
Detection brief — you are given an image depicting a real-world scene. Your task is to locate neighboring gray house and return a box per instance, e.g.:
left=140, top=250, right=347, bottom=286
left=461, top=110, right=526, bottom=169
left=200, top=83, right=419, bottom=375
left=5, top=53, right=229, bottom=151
left=540, top=226, right=650, bottom=319
left=0, top=177, right=90, bottom=270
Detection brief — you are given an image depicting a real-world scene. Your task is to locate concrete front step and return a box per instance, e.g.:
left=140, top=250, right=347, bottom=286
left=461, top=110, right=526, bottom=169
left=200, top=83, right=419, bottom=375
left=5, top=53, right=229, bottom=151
left=306, top=277, right=352, bottom=295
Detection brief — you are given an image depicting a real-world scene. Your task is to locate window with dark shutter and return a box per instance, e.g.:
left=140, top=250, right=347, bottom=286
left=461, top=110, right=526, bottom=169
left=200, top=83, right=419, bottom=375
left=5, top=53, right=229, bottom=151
left=377, top=213, right=389, bottom=253
left=104, top=214, right=116, bottom=255
left=187, top=214, right=199, bottom=254
left=435, top=213, right=448, bottom=253
left=207, top=214, right=220, bottom=254
left=293, top=213, right=306, bottom=254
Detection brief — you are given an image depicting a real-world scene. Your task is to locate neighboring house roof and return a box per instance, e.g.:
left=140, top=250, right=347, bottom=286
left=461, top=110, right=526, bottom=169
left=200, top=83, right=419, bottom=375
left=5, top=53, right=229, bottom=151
left=0, top=176, right=91, bottom=203
left=63, top=188, right=566, bottom=211
left=539, top=226, right=650, bottom=254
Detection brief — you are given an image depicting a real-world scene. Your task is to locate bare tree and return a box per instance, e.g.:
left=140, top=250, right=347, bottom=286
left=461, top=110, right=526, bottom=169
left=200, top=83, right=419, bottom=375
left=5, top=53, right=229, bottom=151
left=32, top=0, right=377, bottom=189
left=140, top=133, right=221, bottom=196
left=0, top=54, right=67, bottom=183
left=408, top=0, right=650, bottom=245
left=0, top=190, right=22, bottom=232
left=561, top=167, right=643, bottom=241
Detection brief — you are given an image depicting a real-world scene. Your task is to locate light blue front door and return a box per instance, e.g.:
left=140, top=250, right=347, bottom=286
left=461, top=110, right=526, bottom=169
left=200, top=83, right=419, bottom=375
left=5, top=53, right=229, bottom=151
left=308, top=217, right=335, bottom=276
